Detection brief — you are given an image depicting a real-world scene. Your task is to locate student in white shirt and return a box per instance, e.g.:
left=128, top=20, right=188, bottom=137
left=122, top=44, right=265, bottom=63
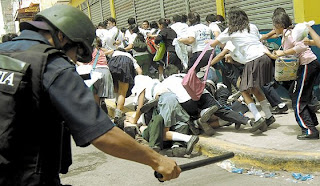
left=170, top=14, right=189, bottom=38
left=209, top=7, right=275, bottom=132
left=179, top=12, right=214, bottom=71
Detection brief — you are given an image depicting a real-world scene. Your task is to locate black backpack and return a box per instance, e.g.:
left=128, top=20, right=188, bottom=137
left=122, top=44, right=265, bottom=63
left=133, top=33, right=147, bottom=52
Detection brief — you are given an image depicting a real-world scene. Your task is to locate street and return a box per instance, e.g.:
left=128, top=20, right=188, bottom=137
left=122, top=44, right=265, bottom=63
left=60, top=141, right=320, bottom=186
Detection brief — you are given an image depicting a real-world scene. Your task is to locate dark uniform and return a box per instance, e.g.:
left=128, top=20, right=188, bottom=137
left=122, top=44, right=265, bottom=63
left=0, top=30, right=114, bottom=185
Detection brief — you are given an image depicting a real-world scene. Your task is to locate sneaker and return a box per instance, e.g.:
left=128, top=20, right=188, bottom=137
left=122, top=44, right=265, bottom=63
left=197, top=119, right=215, bottom=136
left=124, top=126, right=137, bottom=138
left=297, top=131, right=319, bottom=140
left=100, top=101, right=108, bottom=115
left=200, top=105, right=219, bottom=123
left=186, top=135, right=199, bottom=155
left=266, top=116, right=276, bottom=126
left=172, top=147, right=187, bottom=157
left=140, top=99, right=158, bottom=113
left=249, top=117, right=266, bottom=133
left=227, top=91, right=242, bottom=103
left=188, top=120, right=200, bottom=135
left=271, top=105, right=288, bottom=114
left=234, top=123, right=241, bottom=130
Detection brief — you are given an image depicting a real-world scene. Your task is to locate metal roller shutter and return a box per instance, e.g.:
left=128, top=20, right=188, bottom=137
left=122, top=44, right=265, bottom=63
left=89, top=0, right=103, bottom=26
left=189, top=0, right=217, bottom=24
left=163, top=0, right=187, bottom=20
left=101, top=0, right=111, bottom=21
left=114, top=0, right=135, bottom=29
left=80, top=2, right=89, bottom=17
left=224, top=0, right=294, bottom=30
left=135, top=0, right=161, bottom=25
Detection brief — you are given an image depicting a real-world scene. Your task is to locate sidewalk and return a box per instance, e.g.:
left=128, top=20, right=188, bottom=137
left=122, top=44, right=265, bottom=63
left=105, top=96, right=320, bottom=173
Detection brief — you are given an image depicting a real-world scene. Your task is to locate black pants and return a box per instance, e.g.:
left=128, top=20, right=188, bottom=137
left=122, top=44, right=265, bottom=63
left=181, top=93, right=249, bottom=125
left=291, top=60, right=320, bottom=135
left=261, top=82, right=283, bottom=108
left=188, top=50, right=214, bottom=72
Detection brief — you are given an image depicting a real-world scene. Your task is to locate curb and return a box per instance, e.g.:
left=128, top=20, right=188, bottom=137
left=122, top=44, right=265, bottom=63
left=195, top=137, right=320, bottom=173
left=105, top=99, right=320, bottom=173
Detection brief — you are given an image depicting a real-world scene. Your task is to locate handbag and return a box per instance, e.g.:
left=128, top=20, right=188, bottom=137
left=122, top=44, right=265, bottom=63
left=182, top=43, right=214, bottom=101
left=274, top=34, right=299, bottom=81
left=274, top=55, right=299, bottom=81
left=153, top=42, right=166, bottom=61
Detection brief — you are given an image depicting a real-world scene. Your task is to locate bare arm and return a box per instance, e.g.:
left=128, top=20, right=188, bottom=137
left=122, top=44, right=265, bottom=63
left=260, top=30, right=277, bottom=41
left=92, top=127, right=181, bottom=181
left=179, top=37, right=195, bottom=45
left=210, top=48, right=229, bottom=66
left=307, top=25, right=320, bottom=48
left=124, top=43, right=133, bottom=51
left=127, top=90, right=145, bottom=124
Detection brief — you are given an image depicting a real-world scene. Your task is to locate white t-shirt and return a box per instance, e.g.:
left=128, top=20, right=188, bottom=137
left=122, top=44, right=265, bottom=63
left=128, top=33, right=149, bottom=57
left=96, top=29, right=109, bottom=49
left=208, top=22, right=221, bottom=37
left=112, top=50, right=140, bottom=69
left=156, top=74, right=191, bottom=103
left=186, top=23, right=213, bottom=53
left=104, top=26, right=120, bottom=50
left=217, top=23, right=266, bottom=64
left=170, top=22, right=189, bottom=38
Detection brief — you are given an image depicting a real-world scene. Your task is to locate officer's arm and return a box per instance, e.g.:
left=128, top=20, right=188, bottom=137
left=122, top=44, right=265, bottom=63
left=91, top=127, right=181, bottom=181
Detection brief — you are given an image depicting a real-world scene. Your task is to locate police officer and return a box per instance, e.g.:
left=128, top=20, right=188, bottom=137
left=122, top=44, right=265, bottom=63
left=0, top=5, right=180, bottom=185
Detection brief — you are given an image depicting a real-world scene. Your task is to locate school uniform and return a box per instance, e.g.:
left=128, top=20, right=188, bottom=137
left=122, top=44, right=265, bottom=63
left=216, top=24, right=273, bottom=91
left=282, top=29, right=320, bottom=135
left=185, top=23, right=214, bottom=71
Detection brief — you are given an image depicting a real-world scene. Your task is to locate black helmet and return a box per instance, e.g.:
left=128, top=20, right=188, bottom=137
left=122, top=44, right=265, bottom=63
left=35, top=4, right=95, bottom=62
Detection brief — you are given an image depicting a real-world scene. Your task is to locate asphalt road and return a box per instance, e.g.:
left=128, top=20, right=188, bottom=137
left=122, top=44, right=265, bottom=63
left=60, top=141, right=320, bottom=186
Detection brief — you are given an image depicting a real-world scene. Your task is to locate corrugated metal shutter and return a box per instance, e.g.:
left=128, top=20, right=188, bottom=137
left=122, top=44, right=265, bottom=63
left=163, top=0, right=187, bottom=20
left=189, top=0, right=217, bottom=24
left=80, top=2, right=89, bottom=17
left=101, top=0, right=111, bottom=21
left=224, top=0, right=294, bottom=30
left=114, top=0, right=135, bottom=29
left=135, top=0, right=161, bottom=25
left=89, top=0, right=103, bottom=26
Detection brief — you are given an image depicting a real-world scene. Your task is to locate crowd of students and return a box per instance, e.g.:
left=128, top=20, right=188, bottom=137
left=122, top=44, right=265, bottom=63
left=72, top=6, right=320, bottom=157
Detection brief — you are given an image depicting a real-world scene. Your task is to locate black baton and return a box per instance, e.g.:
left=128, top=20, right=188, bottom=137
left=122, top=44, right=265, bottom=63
left=154, top=152, right=235, bottom=182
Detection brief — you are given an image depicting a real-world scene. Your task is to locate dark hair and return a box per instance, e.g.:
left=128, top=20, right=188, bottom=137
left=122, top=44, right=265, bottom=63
left=172, top=14, right=182, bottom=23
left=129, top=24, right=139, bottom=33
left=215, top=15, right=225, bottom=22
left=188, top=12, right=200, bottom=25
left=181, top=14, right=187, bottom=23
left=1, top=33, right=18, bottom=43
left=107, top=17, right=116, bottom=25
left=120, top=27, right=127, bottom=33
left=227, top=6, right=250, bottom=35
left=158, top=18, right=171, bottom=27
left=272, top=12, right=292, bottom=29
left=143, top=20, right=149, bottom=25
left=150, top=21, right=158, bottom=29
left=94, top=37, right=102, bottom=48
left=128, top=17, right=136, bottom=25
left=206, top=14, right=216, bottom=23
left=273, top=7, right=286, bottom=17
left=98, top=22, right=106, bottom=28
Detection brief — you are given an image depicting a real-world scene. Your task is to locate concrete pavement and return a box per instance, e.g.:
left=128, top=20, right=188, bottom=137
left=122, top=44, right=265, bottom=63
left=105, top=96, right=320, bottom=173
